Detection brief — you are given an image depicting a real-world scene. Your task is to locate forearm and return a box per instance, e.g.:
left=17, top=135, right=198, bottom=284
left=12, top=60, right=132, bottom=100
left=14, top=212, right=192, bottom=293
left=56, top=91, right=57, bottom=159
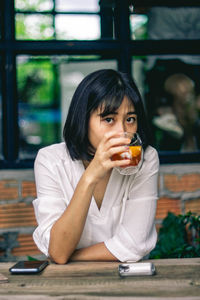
left=69, top=242, right=119, bottom=262
left=49, top=172, right=96, bottom=264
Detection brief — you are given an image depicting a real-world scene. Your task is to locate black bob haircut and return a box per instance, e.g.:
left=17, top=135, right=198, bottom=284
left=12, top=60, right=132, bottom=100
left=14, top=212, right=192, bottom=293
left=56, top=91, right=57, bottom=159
left=63, top=69, right=151, bottom=161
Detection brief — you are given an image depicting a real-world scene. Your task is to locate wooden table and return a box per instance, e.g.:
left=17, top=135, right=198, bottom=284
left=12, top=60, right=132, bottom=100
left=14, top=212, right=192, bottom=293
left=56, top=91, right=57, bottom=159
left=0, top=258, right=200, bottom=299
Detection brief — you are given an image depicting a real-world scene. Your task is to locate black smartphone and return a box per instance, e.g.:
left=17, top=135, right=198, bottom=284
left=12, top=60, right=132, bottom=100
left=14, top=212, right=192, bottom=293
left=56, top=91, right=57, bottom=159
left=9, top=260, right=49, bottom=274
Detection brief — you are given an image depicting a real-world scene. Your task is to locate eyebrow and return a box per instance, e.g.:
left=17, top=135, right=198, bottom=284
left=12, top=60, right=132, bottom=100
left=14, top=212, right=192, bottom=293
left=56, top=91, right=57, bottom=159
left=127, top=111, right=137, bottom=115
left=98, top=111, right=137, bottom=117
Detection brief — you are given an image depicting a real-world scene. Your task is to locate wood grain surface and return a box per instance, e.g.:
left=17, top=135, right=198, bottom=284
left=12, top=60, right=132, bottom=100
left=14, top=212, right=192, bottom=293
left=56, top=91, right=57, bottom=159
left=0, top=258, right=200, bottom=299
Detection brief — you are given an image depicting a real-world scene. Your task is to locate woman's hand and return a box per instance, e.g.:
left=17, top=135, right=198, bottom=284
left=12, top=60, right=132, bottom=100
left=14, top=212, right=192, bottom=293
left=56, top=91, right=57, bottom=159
left=86, top=131, right=132, bottom=182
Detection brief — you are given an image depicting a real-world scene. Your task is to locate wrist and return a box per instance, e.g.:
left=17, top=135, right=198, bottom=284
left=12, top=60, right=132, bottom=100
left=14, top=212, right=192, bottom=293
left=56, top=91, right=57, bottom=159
left=80, top=169, right=98, bottom=190
left=83, top=162, right=101, bottom=185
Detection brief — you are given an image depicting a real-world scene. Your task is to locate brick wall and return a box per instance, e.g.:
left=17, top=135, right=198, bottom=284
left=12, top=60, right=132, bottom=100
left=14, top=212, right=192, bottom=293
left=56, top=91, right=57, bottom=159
left=0, top=170, right=44, bottom=261
left=0, top=164, right=200, bottom=261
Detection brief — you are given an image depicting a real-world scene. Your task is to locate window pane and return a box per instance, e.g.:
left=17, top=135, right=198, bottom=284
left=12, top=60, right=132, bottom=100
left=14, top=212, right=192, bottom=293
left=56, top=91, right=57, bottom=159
left=0, top=57, right=2, bottom=159
left=17, top=56, right=60, bottom=159
left=130, top=6, right=200, bottom=40
left=56, top=0, right=99, bottom=12
left=132, top=56, right=200, bottom=153
left=59, top=59, right=117, bottom=129
left=17, top=55, right=117, bottom=159
left=16, top=14, right=54, bottom=40
left=56, top=15, right=100, bottom=40
left=15, top=0, right=53, bottom=12
left=0, top=3, right=2, bottom=40
left=130, top=14, right=148, bottom=40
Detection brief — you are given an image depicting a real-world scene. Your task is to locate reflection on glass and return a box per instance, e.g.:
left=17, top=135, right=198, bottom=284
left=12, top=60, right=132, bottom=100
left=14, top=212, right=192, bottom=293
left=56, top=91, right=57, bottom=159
left=56, top=15, right=100, bottom=40
left=130, top=14, right=147, bottom=40
left=134, top=55, right=200, bottom=152
left=56, top=0, right=99, bottom=12
left=16, top=14, right=54, bottom=40
left=17, top=56, right=117, bottom=159
left=141, top=7, right=200, bottom=152
left=17, top=56, right=61, bottom=159
left=15, top=0, right=53, bottom=12
left=130, top=6, right=200, bottom=40
left=147, top=6, right=200, bottom=41
left=153, top=73, right=200, bottom=152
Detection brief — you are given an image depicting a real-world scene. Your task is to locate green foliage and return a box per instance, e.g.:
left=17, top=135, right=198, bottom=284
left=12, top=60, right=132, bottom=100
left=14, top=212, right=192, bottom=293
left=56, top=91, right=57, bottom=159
left=15, top=0, right=53, bottom=12
left=150, top=211, right=200, bottom=259
left=15, top=0, right=54, bottom=40
left=16, top=14, right=54, bottom=40
left=17, top=58, right=56, bottom=105
left=17, top=56, right=61, bottom=146
left=27, top=256, right=38, bottom=261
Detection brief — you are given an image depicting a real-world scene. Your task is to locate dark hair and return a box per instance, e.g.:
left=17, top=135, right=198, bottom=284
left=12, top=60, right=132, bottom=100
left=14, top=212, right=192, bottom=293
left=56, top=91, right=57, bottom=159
left=63, top=69, right=151, bottom=161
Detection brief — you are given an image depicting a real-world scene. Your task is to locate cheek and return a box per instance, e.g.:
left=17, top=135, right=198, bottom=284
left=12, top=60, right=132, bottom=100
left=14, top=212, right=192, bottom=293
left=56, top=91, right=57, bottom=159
left=88, top=119, right=101, bottom=149
left=130, top=122, right=137, bottom=133
left=134, top=119, right=138, bottom=131
left=88, top=123, right=108, bottom=150
left=88, top=129, right=102, bottom=150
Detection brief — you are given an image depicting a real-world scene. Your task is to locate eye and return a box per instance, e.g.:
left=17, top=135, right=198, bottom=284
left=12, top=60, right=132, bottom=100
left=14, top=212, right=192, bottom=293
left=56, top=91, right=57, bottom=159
left=127, top=116, right=136, bottom=123
left=104, top=117, right=114, bottom=124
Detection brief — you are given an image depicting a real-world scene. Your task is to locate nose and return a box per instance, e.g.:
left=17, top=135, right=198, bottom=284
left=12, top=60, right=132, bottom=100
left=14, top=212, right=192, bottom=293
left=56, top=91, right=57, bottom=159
left=114, top=121, right=126, bottom=133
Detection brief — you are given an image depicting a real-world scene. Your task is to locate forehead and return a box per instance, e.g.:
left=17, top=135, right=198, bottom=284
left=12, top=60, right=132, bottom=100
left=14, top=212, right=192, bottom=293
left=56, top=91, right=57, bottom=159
left=97, top=96, right=135, bottom=114
left=119, top=97, right=135, bottom=111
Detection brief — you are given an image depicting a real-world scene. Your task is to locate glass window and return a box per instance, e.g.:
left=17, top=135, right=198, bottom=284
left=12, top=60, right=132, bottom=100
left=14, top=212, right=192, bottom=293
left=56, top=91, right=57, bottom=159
left=132, top=55, right=200, bottom=153
left=15, top=0, right=54, bottom=12
left=15, top=2, right=101, bottom=41
left=55, top=14, right=100, bottom=40
left=130, top=6, right=200, bottom=40
left=16, top=14, right=54, bottom=40
left=17, top=55, right=60, bottom=159
left=56, top=0, right=99, bottom=13
left=59, top=58, right=117, bottom=128
left=0, top=3, right=2, bottom=40
left=0, top=57, right=2, bottom=159
left=17, top=55, right=117, bottom=159
left=130, top=13, right=148, bottom=40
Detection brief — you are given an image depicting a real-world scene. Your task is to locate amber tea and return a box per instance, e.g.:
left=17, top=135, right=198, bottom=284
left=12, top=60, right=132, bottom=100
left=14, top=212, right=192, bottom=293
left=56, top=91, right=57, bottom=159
left=112, top=145, right=142, bottom=166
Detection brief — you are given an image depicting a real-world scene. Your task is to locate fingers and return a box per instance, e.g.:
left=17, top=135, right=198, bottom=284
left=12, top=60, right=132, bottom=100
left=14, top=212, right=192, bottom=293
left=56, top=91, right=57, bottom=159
left=108, top=145, right=129, bottom=158
left=108, top=157, right=132, bottom=169
left=100, top=131, right=131, bottom=152
left=90, top=132, right=133, bottom=179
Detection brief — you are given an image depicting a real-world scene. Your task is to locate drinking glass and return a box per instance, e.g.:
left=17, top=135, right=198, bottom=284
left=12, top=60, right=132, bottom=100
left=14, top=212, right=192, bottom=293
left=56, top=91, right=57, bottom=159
left=112, top=132, right=143, bottom=175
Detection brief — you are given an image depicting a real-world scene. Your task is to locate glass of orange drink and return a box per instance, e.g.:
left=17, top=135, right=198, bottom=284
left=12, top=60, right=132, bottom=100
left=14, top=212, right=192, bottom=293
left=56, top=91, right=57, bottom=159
left=112, top=132, right=143, bottom=175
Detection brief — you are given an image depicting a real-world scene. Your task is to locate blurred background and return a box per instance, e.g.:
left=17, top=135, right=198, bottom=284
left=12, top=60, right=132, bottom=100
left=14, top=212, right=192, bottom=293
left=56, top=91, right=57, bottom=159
left=1, top=0, right=200, bottom=166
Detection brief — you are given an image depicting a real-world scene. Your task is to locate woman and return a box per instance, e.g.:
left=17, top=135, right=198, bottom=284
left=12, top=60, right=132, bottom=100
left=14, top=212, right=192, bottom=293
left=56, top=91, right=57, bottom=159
left=33, top=69, right=159, bottom=264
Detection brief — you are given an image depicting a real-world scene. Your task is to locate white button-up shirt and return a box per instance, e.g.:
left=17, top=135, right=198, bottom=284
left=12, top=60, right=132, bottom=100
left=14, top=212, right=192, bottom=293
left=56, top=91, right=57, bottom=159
left=32, top=142, right=159, bottom=262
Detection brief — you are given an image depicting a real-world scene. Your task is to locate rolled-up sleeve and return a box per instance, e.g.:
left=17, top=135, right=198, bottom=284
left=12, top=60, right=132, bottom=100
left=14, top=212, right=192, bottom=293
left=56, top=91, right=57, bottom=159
left=105, top=147, right=159, bottom=262
left=32, top=149, right=68, bottom=257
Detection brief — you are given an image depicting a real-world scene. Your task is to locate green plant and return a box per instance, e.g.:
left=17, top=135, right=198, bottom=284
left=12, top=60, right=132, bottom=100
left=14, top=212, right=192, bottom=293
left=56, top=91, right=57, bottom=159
left=150, top=211, right=200, bottom=259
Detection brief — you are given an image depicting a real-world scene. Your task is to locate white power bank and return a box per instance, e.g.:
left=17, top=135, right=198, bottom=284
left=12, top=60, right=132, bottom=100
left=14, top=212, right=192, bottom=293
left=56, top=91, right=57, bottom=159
left=118, top=262, right=156, bottom=277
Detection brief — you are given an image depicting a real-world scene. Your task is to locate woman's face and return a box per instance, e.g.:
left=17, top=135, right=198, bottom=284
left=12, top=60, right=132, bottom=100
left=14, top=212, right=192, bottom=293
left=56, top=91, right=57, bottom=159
left=88, top=96, right=138, bottom=150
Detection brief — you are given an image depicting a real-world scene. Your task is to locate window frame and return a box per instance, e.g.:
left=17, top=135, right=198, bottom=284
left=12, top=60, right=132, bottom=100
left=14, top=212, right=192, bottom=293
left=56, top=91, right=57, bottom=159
left=1, top=0, right=200, bottom=168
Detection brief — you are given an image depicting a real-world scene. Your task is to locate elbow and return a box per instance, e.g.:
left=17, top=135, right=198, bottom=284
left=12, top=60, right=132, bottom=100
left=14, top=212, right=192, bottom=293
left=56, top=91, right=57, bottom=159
left=124, top=238, right=157, bottom=262
left=49, top=252, right=69, bottom=265
left=49, top=248, right=70, bottom=265
left=49, top=234, right=71, bottom=264
left=53, top=258, right=69, bottom=265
